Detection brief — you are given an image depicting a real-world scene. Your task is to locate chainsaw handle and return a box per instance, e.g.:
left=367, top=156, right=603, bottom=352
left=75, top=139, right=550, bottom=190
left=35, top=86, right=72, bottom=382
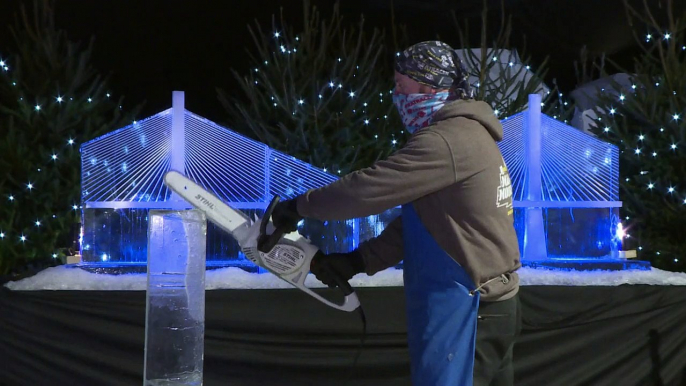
left=257, top=196, right=287, bottom=253
left=321, top=259, right=355, bottom=296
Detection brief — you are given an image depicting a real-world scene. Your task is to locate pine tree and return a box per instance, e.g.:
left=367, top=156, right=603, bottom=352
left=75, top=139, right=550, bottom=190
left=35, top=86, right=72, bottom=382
left=0, top=0, right=141, bottom=275
left=220, top=0, right=571, bottom=180
left=448, top=0, right=570, bottom=120
left=218, top=0, right=406, bottom=176
left=588, top=0, right=686, bottom=271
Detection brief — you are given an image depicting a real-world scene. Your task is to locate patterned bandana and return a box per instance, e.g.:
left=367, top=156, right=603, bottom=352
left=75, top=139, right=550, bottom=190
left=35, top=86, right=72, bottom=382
left=395, top=41, right=473, bottom=101
left=392, top=91, right=449, bottom=134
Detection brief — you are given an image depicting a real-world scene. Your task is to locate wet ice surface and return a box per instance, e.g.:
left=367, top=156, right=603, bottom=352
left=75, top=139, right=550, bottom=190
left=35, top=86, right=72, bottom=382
left=4, top=265, right=686, bottom=291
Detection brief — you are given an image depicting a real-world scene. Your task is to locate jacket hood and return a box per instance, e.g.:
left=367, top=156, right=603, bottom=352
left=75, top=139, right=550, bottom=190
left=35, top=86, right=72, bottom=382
left=431, top=99, right=503, bottom=141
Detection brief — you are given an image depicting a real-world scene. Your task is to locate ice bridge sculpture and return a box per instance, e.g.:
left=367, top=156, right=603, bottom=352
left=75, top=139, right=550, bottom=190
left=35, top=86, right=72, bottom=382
left=79, top=92, right=397, bottom=271
left=78, top=92, right=649, bottom=272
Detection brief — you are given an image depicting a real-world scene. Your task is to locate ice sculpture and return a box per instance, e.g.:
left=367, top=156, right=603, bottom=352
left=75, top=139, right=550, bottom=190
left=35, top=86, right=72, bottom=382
left=79, top=92, right=398, bottom=270
left=499, top=94, right=648, bottom=270
left=78, top=91, right=646, bottom=272
left=144, top=209, right=207, bottom=385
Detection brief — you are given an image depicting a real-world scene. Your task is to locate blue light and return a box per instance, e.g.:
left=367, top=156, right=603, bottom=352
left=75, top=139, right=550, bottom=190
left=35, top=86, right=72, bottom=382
left=79, top=103, right=627, bottom=269
left=499, top=113, right=619, bottom=202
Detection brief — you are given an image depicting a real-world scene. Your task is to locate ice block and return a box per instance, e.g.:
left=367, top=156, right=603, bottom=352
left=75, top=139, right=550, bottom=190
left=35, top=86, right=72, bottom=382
left=143, top=209, right=207, bottom=386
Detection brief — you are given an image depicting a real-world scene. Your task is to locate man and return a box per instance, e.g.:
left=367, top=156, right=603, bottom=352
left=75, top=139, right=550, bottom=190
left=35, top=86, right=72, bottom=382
left=272, top=41, right=522, bottom=386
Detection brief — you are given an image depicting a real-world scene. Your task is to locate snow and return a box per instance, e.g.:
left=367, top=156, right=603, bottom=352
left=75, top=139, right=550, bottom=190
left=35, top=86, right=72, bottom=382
left=4, top=264, right=686, bottom=291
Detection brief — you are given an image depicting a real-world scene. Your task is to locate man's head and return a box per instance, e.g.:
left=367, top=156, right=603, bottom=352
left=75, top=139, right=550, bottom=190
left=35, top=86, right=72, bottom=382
left=394, top=41, right=472, bottom=100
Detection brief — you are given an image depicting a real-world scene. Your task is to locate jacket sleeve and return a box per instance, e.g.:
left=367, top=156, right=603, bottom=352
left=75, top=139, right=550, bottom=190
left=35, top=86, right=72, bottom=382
left=296, top=130, right=457, bottom=221
left=357, top=215, right=405, bottom=275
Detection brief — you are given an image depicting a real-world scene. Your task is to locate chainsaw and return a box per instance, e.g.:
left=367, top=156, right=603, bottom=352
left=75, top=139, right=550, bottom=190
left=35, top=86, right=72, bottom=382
left=163, top=170, right=361, bottom=312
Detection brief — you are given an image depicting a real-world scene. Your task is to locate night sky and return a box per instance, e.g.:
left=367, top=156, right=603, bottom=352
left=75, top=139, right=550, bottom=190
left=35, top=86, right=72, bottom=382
left=0, top=0, right=672, bottom=121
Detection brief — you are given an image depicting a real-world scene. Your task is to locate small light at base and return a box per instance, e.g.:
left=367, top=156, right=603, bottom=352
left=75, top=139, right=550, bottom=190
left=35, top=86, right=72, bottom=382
left=616, top=223, right=625, bottom=239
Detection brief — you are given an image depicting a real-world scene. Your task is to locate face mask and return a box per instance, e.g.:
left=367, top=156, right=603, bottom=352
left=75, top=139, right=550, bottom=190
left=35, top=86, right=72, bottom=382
left=392, top=91, right=449, bottom=134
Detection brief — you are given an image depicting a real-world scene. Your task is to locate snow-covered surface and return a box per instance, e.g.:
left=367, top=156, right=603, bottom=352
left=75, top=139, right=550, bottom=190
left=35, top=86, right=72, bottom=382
left=4, top=265, right=686, bottom=291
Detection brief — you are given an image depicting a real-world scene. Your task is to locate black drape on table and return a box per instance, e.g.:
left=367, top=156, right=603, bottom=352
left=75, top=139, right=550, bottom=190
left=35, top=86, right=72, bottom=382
left=1, top=283, right=685, bottom=386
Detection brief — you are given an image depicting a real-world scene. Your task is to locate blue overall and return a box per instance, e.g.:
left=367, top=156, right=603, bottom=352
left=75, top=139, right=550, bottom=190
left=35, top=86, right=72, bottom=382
left=402, top=204, right=480, bottom=386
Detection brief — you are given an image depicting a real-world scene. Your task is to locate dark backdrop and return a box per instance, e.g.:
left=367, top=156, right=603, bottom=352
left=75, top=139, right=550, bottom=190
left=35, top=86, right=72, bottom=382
left=0, top=0, right=678, bottom=123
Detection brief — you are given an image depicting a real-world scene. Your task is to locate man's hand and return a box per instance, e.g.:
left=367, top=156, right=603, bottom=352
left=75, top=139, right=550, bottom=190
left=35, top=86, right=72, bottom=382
left=310, top=250, right=365, bottom=288
left=271, top=198, right=303, bottom=234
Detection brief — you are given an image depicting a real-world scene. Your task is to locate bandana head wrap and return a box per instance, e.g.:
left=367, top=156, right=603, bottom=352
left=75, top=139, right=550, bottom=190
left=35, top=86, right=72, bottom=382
left=395, top=41, right=473, bottom=101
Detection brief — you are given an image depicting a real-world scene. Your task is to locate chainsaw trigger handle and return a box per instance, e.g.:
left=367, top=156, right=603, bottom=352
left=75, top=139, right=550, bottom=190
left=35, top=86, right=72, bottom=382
left=319, top=259, right=354, bottom=296
left=257, top=195, right=285, bottom=253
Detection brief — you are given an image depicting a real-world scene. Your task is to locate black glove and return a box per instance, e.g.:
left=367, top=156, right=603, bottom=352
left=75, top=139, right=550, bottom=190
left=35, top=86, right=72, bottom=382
left=271, top=198, right=303, bottom=234
left=310, top=250, right=365, bottom=288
